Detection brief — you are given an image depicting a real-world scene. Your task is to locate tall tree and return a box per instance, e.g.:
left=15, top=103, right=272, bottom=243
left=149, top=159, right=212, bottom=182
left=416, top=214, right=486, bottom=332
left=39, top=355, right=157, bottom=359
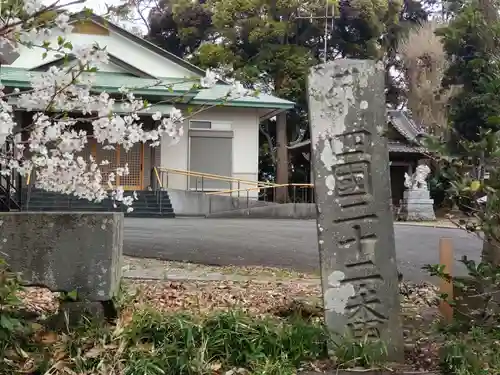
left=193, top=0, right=325, bottom=201
left=141, top=0, right=429, bottom=195
left=438, top=0, right=500, bottom=141
left=438, top=0, right=500, bottom=264
left=112, top=0, right=213, bottom=56
left=194, top=0, right=406, bottom=198
left=148, top=0, right=213, bottom=58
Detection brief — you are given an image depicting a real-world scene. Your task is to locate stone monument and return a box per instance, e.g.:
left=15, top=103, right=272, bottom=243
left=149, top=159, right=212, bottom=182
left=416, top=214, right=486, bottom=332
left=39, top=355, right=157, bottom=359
left=307, top=59, right=403, bottom=360
left=0, top=212, right=123, bottom=325
left=398, top=163, right=436, bottom=221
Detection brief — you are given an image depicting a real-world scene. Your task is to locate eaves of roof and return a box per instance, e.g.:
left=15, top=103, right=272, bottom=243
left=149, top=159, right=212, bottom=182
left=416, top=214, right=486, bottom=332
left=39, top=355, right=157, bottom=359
left=69, top=11, right=207, bottom=78
left=0, top=67, right=295, bottom=110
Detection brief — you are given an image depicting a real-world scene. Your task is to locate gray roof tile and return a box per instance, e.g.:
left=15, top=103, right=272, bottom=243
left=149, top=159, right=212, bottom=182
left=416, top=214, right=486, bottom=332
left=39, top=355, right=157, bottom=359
left=387, top=110, right=425, bottom=143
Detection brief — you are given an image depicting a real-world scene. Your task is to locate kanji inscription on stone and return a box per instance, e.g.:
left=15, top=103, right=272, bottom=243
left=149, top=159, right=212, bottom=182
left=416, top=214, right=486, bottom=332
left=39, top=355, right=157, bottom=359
left=334, top=162, right=371, bottom=196
left=307, top=59, right=403, bottom=360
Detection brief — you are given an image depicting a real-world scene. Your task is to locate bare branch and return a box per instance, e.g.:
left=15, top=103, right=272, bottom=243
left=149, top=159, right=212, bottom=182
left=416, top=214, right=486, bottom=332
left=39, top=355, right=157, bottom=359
left=259, top=123, right=277, bottom=165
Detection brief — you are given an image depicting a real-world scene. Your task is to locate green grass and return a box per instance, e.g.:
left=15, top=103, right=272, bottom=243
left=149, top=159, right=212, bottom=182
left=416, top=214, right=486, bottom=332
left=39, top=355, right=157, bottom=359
left=117, top=309, right=330, bottom=375
left=60, top=309, right=395, bottom=374
left=2, top=308, right=334, bottom=375
left=0, top=262, right=394, bottom=375
left=439, top=325, right=500, bottom=375
left=1, top=306, right=397, bottom=374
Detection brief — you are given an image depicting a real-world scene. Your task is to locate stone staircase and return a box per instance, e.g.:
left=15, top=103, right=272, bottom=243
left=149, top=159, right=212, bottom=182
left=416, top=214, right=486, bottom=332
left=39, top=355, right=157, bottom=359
left=22, top=189, right=175, bottom=218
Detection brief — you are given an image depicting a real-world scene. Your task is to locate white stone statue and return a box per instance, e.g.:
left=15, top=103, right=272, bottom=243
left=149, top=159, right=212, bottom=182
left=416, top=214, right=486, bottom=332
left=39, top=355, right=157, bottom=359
left=404, top=172, right=412, bottom=189
left=404, top=164, right=431, bottom=191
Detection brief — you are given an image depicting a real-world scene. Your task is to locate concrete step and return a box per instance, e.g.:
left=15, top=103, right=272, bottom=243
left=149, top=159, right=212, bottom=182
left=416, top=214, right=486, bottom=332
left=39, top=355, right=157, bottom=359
left=26, top=203, right=172, bottom=210
left=26, top=206, right=114, bottom=211
left=126, top=212, right=175, bottom=218
left=24, top=206, right=174, bottom=216
left=23, top=189, right=176, bottom=218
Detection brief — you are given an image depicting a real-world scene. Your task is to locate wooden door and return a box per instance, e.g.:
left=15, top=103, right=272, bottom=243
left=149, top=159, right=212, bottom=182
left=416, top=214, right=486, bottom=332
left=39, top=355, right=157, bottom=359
left=88, top=138, right=144, bottom=191
left=96, top=145, right=120, bottom=189
left=119, top=143, right=144, bottom=190
left=78, top=136, right=96, bottom=162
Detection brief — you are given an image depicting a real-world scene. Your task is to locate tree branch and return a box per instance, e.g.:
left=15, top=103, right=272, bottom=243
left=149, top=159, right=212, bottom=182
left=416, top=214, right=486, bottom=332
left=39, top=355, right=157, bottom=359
left=259, top=123, right=277, bottom=165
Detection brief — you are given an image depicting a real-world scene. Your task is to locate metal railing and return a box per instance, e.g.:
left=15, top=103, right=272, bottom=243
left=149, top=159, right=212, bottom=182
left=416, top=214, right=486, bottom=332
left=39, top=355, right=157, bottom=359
left=152, top=166, right=315, bottom=208
left=0, top=168, right=23, bottom=211
left=0, top=138, right=24, bottom=211
left=20, top=165, right=401, bottom=218
left=152, top=167, right=279, bottom=195
left=24, top=165, right=315, bottom=212
left=205, top=183, right=315, bottom=208
left=25, top=169, right=35, bottom=211
left=152, top=166, right=164, bottom=212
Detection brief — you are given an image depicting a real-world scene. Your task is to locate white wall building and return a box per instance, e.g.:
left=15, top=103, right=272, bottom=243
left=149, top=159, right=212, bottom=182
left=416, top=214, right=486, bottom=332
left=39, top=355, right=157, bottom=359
left=3, top=12, right=294, bottom=198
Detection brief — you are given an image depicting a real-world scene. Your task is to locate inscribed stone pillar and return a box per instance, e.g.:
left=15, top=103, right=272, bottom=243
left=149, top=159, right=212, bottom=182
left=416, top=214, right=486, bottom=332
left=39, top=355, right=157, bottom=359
left=307, top=59, right=403, bottom=360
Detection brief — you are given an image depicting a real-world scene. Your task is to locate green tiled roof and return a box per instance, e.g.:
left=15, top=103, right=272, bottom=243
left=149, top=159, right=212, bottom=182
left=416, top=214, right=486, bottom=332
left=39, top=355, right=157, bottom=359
left=0, top=67, right=294, bottom=110
left=191, top=84, right=294, bottom=109
left=0, top=67, right=195, bottom=96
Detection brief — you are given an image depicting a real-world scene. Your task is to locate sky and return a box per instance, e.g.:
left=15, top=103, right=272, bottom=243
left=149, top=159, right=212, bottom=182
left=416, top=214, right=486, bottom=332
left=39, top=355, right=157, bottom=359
left=43, top=0, right=148, bottom=34
left=44, top=0, right=124, bottom=14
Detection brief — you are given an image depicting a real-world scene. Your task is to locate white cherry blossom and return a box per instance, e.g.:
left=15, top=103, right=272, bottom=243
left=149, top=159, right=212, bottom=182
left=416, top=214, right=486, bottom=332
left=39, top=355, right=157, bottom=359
left=55, top=13, right=74, bottom=34
left=0, top=2, right=254, bottom=210
left=200, top=68, right=218, bottom=88
left=229, top=81, right=249, bottom=99
left=23, top=0, right=45, bottom=16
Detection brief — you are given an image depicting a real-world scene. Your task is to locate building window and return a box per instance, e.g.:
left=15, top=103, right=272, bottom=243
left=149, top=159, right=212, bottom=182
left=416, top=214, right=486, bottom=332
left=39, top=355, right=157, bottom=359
left=190, top=120, right=212, bottom=129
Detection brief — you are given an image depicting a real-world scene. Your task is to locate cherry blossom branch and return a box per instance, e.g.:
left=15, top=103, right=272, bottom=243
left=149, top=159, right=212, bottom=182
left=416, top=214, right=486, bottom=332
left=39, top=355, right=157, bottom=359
left=0, top=0, right=85, bottom=36
left=0, top=3, right=253, bottom=211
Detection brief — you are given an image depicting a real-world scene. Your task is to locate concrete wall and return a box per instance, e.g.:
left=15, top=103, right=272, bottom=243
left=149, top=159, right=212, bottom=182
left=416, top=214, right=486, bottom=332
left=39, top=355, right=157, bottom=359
left=205, top=203, right=316, bottom=219
left=161, top=107, right=260, bottom=198
left=168, top=189, right=273, bottom=216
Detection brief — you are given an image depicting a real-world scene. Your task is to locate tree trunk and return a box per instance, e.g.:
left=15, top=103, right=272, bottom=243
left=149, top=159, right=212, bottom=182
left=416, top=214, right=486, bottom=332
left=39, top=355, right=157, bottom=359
left=275, top=111, right=289, bottom=203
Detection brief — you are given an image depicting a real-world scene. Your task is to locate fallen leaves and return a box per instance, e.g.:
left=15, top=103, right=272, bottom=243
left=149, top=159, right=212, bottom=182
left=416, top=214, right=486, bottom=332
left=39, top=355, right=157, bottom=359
left=223, top=367, right=249, bottom=375
left=9, top=357, right=39, bottom=374
left=82, top=346, right=105, bottom=359
left=210, top=362, right=223, bottom=371
left=16, top=286, right=59, bottom=315
left=125, top=279, right=321, bottom=316
left=15, top=277, right=438, bottom=321
left=39, top=330, right=59, bottom=345
left=400, top=281, right=439, bottom=308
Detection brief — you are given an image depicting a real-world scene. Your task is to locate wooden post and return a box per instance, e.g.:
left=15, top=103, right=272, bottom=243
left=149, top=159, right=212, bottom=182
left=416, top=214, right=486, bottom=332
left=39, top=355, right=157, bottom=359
left=439, top=237, right=454, bottom=322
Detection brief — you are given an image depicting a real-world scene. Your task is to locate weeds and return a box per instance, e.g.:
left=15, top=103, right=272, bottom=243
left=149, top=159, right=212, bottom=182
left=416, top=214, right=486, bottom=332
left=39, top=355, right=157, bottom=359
left=0, top=258, right=32, bottom=361
left=2, top=302, right=396, bottom=374
left=0, top=259, right=406, bottom=374
left=1, top=303, right=331, bottom=375
left=424, top=253, right=500, bottom=374
left=438, top=326, right=500, bottom=375
left=332, top=335, right=389, bottom=369
left=116, top=309, right=329, bottom=375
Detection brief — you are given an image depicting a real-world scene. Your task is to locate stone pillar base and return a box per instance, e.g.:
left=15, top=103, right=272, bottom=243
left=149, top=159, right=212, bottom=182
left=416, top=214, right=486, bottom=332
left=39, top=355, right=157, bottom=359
left=0, top=212, right=123, bottom=329
left=398, top=189, right=436, bottom=221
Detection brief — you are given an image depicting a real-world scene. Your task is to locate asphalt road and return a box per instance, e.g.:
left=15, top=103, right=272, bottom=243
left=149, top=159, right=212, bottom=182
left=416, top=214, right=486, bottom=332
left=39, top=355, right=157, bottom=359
left=123, top=218, right=482, bottom=282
